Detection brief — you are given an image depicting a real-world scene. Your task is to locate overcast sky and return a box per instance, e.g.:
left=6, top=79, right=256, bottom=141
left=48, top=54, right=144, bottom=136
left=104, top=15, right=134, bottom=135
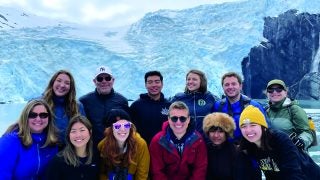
left=0, top=0, right=240, bottom=27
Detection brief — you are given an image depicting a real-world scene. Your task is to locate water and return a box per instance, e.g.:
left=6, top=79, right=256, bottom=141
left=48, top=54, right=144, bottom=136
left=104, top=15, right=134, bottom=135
left=0, top=102, right=319, bottom=165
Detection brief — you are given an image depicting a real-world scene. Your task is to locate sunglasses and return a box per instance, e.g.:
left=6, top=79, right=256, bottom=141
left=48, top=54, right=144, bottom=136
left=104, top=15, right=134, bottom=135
left=113, top=122, right=131, bottom=130
left=170, top=116, right=188, bottom=123
left=28, top=112, right=49, bottom=119
left=267, top=87, right=283, bottom=93
left=96, top=76, right=112, bottom=82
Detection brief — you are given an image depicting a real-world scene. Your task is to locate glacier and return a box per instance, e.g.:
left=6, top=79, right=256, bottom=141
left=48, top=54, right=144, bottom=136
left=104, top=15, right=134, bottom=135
left=1, top=0, right=320, bottom=103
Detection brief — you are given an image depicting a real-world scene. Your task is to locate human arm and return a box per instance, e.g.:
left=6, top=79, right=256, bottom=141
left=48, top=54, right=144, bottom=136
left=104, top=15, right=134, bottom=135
left=149, top=136, right=168, bottom=180
left=134, top=136, right=150, bottom=180
left=0, top=133, right=20, bottom=179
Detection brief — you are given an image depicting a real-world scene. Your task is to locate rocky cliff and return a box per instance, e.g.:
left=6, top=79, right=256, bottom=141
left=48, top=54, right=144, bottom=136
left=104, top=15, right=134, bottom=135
left=242, top=10, right=320, bottom=100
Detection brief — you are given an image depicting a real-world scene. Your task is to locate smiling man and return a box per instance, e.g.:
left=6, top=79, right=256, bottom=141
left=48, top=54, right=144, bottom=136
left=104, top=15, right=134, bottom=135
left=149, top=101, right=207, bottom=180
left=214, top=72, right=266, bottom=143
left=79, top=65, right=129, bottom=148
left=130, top=71, right=171, bottom=144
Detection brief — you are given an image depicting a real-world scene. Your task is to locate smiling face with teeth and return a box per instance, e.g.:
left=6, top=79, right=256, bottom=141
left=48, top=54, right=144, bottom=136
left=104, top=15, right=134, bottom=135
left=69, top=122, right=91, bottom=149
left=112, top=120, right=131, bottom=143
left=168, top=108, right=190, bottom=139
left=240, top=123, right=263, bottom=147
left=28, top=105, right=49, bottom=133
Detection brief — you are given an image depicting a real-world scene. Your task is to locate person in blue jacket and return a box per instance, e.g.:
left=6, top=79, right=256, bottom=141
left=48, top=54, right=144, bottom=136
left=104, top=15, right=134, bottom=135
left=42, top=70, right=86, bottom=148
left=239, top=105, right=320, bottom=180
left=214, top=72, right=267, bottom=143
left=130, top=71, right=171, bottom=144
left=171, top=69, right=218, bottom=137
left=0, top=99, right=58, bottom=180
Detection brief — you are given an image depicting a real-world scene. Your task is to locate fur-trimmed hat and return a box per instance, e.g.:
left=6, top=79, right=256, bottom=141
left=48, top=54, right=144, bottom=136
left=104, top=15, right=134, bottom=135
left=203, top=112, right=236, bottom=137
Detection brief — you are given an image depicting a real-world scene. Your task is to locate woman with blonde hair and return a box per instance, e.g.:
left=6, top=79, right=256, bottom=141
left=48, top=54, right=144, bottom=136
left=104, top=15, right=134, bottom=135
left=98, top=109, right=150, bottom=180
left=0, top=99, right=58, bottom=179
left=45, top=115, right=99, bottom=179
left=42, top=69, right=85, bottom=147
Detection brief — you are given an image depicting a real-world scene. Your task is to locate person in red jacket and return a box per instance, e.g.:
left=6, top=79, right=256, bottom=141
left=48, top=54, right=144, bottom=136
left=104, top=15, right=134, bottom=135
left=149, top=101, right=207, bottom=180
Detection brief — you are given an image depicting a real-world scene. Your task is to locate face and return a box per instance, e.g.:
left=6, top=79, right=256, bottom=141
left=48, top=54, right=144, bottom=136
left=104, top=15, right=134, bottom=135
left=208, top=128, right=227, bottom=145
left=94, top=73, right=114, bottom=95
left=28, top=105, right=49, bottom=133
left=145, top=75, right=163, bottom=98
left=267, top=85, right=287, bottom=103
left=222, top=76, right=242, bottom=100
left=168, top=109, right=190, bottom=138
left=53, top=73, right=71, bottom=97
left=240, top=123, right=262, bottom=147
left=112, top=120, right=131, bottom=143
left=69, top=122, right=91, bottom=149
left=186, top=73, right=201, bottom=92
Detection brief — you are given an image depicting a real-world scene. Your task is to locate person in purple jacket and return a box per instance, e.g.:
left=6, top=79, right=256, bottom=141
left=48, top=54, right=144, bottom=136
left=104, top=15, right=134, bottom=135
left=0, top=99, right=58, bottom=180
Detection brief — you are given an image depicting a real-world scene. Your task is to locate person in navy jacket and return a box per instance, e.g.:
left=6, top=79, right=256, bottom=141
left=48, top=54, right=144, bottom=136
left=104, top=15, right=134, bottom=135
left=0, top=99, right=58, bottom=180
left=42, top=70, right=86, bottom=148
left=171, top=69, right=218, bottom=137
left=239, top=105, right=320, bottom=180
left=130, top=71, right=171, bottom=144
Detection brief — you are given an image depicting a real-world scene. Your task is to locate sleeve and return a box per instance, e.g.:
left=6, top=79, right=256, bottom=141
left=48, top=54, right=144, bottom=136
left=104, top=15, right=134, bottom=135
left=129, top=102, right=138, bottom=125
left=291, top=105, right=313, bottom=148
left=0, top=134, right=20, bottom=179
left=272, top=130, right=306, bottom=179
left=190, top=139, right=208, bottom=180
left=149, top=136, right=168, bottom=180
left=77, top=101, right=86, bottom=116
left=135, top=138, right=150, bottom=180
left=44, top=156, right=63, bottom=180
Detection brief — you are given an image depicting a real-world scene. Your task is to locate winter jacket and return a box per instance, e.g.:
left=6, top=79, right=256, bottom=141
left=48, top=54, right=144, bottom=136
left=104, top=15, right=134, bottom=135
left=206, top=141, right=261, bottom=180
left=98, top=132, right=150, bottom=180
left=52, top=96, right=86, bottom=145
left=45, top=153, right=99, bottom=180
left=149, top=121, right=207, bottom=180
left=267, top=97, right=313, bottom=148
left=130, top=93, right=171, bottom=144
left=171, top=91, right=217, bottom=136
left=0, top=131, right=58, bottom=180
left=79, top=89, right=129, bottom=145
left=244, top=129, right=320, bottom=180
left=214, top=94, right=267, bottom=141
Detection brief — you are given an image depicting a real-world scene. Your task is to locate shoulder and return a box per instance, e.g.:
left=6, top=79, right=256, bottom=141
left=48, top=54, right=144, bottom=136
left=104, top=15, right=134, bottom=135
left=172, top=92, right=187, bottom=100
left=113, top=91, right=128, bottom=101
left=134, top=133, right=148, bottom=148
left=79, top=91, right=95, bottom=102
left=0, top=132, right=20, bottom=146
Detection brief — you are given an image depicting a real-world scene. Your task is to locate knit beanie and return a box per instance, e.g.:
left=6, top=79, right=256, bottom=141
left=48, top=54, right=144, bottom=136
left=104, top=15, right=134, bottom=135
left=239, top=105, right=268, bottom=128
left=104, top=109, right=131, bottom=127
left=203, top=112, right=236, bottom=137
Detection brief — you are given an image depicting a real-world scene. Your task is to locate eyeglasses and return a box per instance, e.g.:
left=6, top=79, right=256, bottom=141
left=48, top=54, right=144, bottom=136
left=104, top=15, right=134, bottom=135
left=113, top=122, right=131, bottom=130
left=170, top=116, right=188, bottom=123
left=267, top=87, right=283, bottom=93
left=96, top=76, right=112, bottom=82
left=28, top=112, right=49, bottom=119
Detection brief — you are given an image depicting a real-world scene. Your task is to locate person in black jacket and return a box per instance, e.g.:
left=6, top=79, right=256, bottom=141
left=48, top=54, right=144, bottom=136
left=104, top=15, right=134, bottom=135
left=45, top=115, right=99, bottom=180
left=130, top=71, right=171, bottom=144
left=203, top=112, right=261, bottom=180
left=79, top=66, right=129, bottom=148
left=239, top=105, right=320, bottom=180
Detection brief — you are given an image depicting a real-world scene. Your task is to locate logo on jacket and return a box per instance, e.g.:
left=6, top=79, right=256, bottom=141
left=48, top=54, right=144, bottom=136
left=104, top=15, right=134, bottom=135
left=161, top=108, right=169, bottom=115
left=198, top=99, right=206, bottom=106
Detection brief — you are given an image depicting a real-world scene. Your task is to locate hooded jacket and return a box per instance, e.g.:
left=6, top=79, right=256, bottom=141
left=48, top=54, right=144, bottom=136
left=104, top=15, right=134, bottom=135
left=130, top=93, right=171, bottom=144
left=0, top=131, right=58, bottom=180
left=267, top=97, right=313, bottom=148
left=149, top=121, right=207, bottom=180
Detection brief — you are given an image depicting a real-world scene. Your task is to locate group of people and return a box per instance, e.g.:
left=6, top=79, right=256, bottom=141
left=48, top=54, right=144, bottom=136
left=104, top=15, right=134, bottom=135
left=0, top=65, right=319, bottom=180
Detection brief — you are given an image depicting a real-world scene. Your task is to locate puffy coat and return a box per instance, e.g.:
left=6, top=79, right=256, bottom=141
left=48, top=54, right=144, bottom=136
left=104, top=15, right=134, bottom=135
left=0, top=131, right=58, bottom=180
left=149, top=121, right=207, bottom=180
left=267, top=97, right=313, bottom=148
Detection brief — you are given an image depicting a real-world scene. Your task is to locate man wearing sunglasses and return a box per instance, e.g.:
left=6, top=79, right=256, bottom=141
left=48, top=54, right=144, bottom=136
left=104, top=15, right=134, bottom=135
left=149, top=101, right=207, bottom=180
left=79, top=65, right=129, bottom=148
left=130, top=71, right=171, bottom=144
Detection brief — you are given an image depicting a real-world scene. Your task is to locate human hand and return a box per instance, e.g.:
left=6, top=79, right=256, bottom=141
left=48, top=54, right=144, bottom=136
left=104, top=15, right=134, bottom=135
left=289, top=132, right=305, bottom=149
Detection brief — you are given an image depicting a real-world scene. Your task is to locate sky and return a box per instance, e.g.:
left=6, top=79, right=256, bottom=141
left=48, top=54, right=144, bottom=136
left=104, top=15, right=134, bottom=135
left=0, top=0, right=241, bottom=27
